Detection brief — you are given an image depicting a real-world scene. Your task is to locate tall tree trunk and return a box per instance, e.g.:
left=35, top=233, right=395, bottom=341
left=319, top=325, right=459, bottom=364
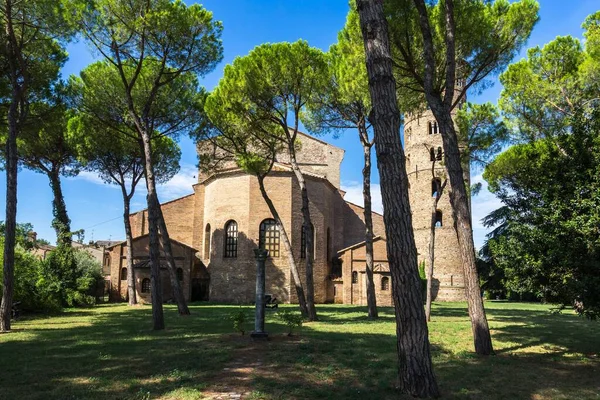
left=0, top=84, right=19, bottom=334
left=356, top=0, right=439, bottom=397
left=121, top=188, right=137, bottom=306
left=49, top=168, right=71, bottom=246
left=286, top=147, right=318, bottom=321
left=257, top=175, right=309, bottom=318
left=139, top=133, right=165, bottom=330
left=156, top=208, right=190, bottom=315
left=432, top=110, right=493, bottom=355
left=412, top=0, right=493, bottom=355
left=1, top=0, right=22, bottom=333
left=360, top=128, right=378, bottom=319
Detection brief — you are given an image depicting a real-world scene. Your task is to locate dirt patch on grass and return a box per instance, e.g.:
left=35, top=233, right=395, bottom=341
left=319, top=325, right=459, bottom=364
left=202, top=334, right=303, bottom=399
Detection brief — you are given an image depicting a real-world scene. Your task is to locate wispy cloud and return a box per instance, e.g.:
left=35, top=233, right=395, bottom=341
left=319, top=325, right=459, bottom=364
left=70, top=163, right=197, bottom=203
left=156, top=163, right=197, bottom=201
left=341, top=181, right=383, bottom=214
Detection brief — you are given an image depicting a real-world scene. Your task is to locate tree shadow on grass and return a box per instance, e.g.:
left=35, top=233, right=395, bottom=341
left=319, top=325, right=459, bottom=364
left=0, top=303, right=598, bottom=400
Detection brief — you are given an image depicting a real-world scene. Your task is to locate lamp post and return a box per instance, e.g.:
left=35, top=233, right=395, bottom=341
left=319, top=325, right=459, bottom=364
left=251, top=248, right=269, bottom=339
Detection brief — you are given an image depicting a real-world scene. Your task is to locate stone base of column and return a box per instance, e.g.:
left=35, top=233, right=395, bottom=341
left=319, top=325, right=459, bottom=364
left=250, top=331, right=269, bottom=340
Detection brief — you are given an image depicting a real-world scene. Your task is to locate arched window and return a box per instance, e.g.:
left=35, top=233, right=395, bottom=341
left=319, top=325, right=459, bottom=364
left=381, top=276, right=390, bottom=291
left=300, top=223, right=315, bottom=259
left=435, top=210, right=443, bottom=227
left=406, top=127, right=412, bottom=141
left=204, top=224, right=211, bottom=259
left=352, top=271, right=358, bottom=284
left=436, top=147, right=443, bottom=160
left=432, top=178, right=442, bottom=197
left=429, top=148, right=435, bottom=161
left=429, top=121, right=439, bottom=135
left=176, top=268, right=183, bottom=281
left=120, top=267, right=127, bottom=280
left=224, top=220, right=238, bottom=258
left=141, top=278, right=151, bottom=293
left=259, top=219, right=280, bottom=257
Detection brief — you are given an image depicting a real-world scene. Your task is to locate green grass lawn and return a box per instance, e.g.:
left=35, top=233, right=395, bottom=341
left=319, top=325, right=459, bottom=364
left=0, top=302, right=598, bottom=399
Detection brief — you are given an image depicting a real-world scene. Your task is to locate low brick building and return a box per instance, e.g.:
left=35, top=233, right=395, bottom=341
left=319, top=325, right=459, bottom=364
left=107, top=131, right=466, bottom=304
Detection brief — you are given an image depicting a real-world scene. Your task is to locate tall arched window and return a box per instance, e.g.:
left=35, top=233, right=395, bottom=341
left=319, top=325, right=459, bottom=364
left=381, top=276, right=390, bottom=291
left=436, top=146, right=443, bottom=160
left=204, top=224, right=211, bottom=259
left=352, top=271, right=358, bottom=284
left=259, top=219, right=280, bottom=257
left=142, top=278, right=151, bottom=293
left=435, top=210, right=443, bottom=227
left=300, top=223, right=315, bottom=259
left=432, top=178, right=442, bottom=197
left=429, top=148, right=435, bottom=161
left=224, top=220, right=238, bottom=258
left=176, top=268, right=183, bottom=281
left=120, top=267, right=127, bottom=280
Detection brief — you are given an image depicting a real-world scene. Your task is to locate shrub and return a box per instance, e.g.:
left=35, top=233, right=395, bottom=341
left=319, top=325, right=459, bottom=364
left=229, top=307, right=248, bottom=335
left=277, top=309, right=304, bottom=336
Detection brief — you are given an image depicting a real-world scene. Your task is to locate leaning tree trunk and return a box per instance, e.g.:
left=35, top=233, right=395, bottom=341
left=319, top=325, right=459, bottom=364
left=121, top=188, right=137, bottom=306
left=1, top=1, right=22, bottom=333
left=360, top=129, right=378, bottom=319
left=431, top=108, right=494, bottom=355
left=49, top=168, right=71, bottom=246
left=356, top=0, right=440, bottom=397
left=257, top=175, right=309, bottom=318
left=156, top=207, right=190, bottom=315
left=286, top=146, right=318, bottom=321
left=139, top=132, right=165, bottom=330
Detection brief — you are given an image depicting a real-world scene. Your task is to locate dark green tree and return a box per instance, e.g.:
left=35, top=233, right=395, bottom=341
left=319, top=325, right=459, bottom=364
left=355, top=0, right=439, bottom=396
left=73, top=0, right=223, bottom=328
left=0, top=0, right=73, bottom=332
left=385, top=0, right=538, bottom=355
left=73, top=112, right=180, bottom=306
left=199, top=40, right=328, bottom=321
left=306, top=10, right=379, bottom=319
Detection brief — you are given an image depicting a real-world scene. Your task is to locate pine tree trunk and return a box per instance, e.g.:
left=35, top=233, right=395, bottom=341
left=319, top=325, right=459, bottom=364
left=156, top=207, right=190, bottom=315
left=139, top=133, right=165, bottom=330
left=286, top=147, right=317, bottom=321
left=1, top=0, right=21, bottom=333
left=361, top=130, right=378, bottom=319
left=356, top=0, right=439, bottom=396
left=257, top=175, right=309, bottom=318
left=431, top=110, right=494, bottom=355
left=49, top=168, right=71, bottom=246
left=425, top=197, right=438, bottom=322
left=122, top=190, right=137, bottom=306
left=0, top=83, right=19, bottom=334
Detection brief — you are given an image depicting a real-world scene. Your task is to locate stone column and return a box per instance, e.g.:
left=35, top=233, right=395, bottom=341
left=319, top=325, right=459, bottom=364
left=251, top=248, right=269, bottom=339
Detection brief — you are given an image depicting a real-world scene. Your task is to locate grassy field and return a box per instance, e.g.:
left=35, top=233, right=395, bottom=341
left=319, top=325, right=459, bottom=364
left=0, top=302, right=598, bottom=400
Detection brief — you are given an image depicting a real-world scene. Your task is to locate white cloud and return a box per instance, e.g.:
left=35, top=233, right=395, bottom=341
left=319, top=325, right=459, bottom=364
left=156, top=163, right=197, bottom=201
left=341, top=181, right=383, bottom=214
left=70, top=163, right=197, bottom=203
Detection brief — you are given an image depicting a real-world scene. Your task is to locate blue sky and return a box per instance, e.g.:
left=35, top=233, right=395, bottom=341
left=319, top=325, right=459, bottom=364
left=1, top=0, right=597, bottom=247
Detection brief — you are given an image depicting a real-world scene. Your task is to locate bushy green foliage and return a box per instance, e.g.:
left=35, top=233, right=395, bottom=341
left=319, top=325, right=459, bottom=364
left=418, top=261, right=427, bottom=298
left=0, top=237, right=103, bottom=312
left=229, top=307, right=248, bottom=335
left=277, top=309, right=304, bottom=336
left=40, top=246, right=103, bottom=308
